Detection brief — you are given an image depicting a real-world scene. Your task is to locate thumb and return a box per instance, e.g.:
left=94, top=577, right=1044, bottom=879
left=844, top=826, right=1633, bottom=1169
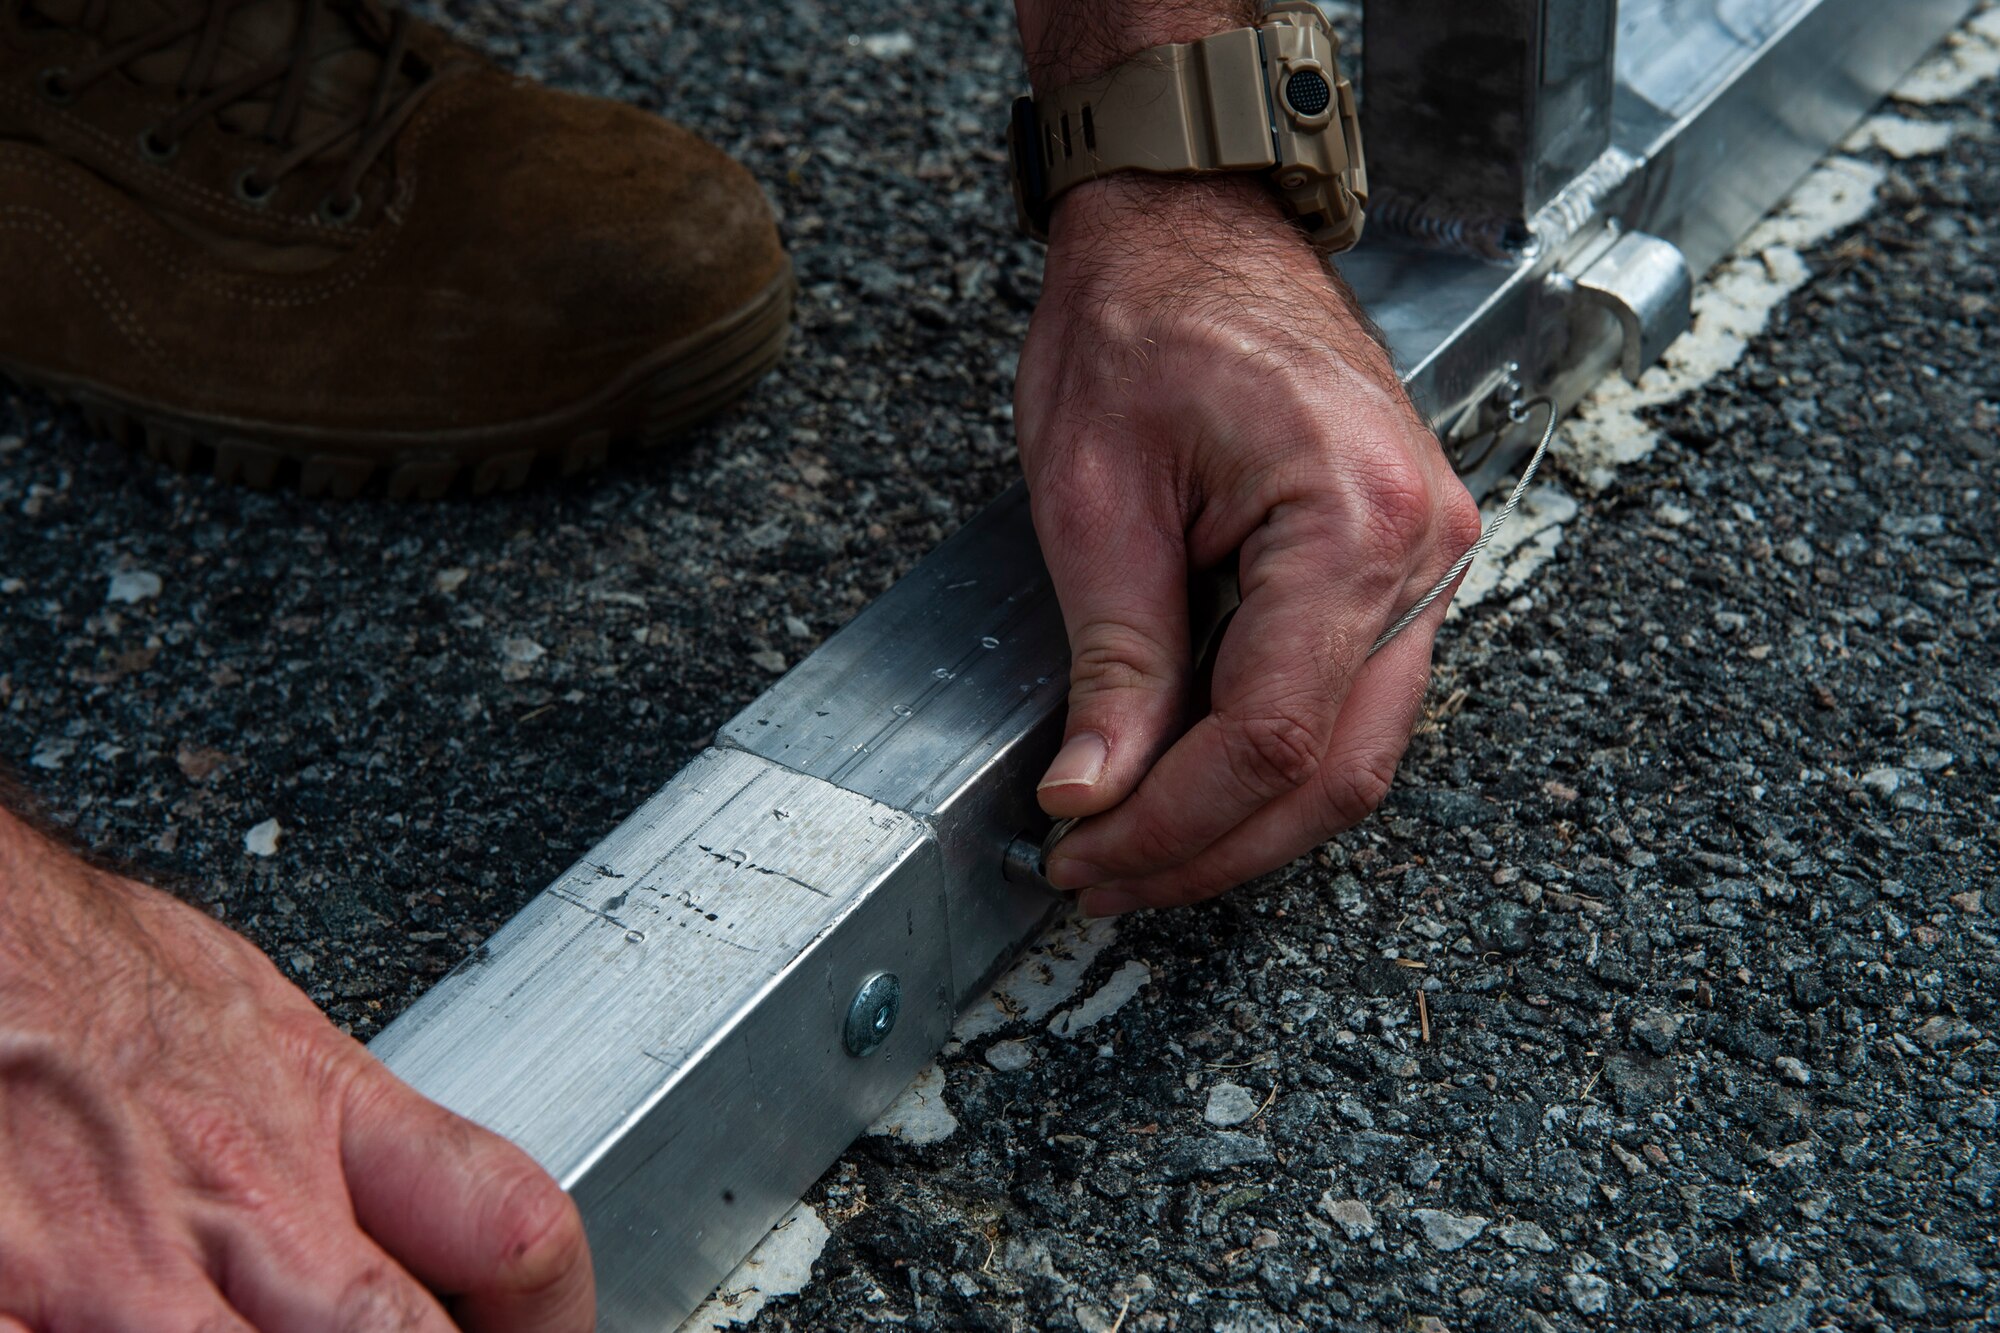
left=340, top=1067, right=596, bottom=1333
left=1030, top=470, right=1191, bottom=820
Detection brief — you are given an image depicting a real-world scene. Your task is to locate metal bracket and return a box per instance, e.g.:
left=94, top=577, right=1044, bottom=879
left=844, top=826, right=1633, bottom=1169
left=1571, top=227, right=1694, bottom=382
left=370, top=2, right=1977, bottom=1328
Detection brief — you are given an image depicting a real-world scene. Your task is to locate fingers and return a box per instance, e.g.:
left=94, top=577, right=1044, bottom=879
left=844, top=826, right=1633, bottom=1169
left=88, top=1277, right=261, bottom=1333
left=340, top=1070, right=595, bottom=1333
left=1044, top=493, right=1390, bottom=887
left=206, top=1216, right=456, bottom=1333
left=1078, top=608, right=1442, bottom=915
left=1029, top=442, right=1194, bottom=820
left=1046, top=435, right=1480, bottom=893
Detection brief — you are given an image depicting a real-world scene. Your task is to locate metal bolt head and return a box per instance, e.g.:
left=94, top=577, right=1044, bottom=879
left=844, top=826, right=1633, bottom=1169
left=843, top=972, right=901, bottom=1057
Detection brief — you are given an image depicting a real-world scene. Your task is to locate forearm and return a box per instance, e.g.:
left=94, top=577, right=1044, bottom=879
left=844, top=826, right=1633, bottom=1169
left=1015, top=0, right=1259, bottom=90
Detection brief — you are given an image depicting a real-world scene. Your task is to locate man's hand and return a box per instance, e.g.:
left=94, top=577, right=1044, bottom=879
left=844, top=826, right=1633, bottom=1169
left=0, top=808, right=594, bottom=1332
left=1019, top=174, right=1482, bottom=916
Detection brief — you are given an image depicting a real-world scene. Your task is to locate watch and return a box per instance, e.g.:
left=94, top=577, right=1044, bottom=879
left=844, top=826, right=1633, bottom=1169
left=1007, top=1, right=1368, bottom=254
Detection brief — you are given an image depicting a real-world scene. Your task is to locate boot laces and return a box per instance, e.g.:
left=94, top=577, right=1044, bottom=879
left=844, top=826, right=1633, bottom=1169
left=38, top=0, right=445, bottom=217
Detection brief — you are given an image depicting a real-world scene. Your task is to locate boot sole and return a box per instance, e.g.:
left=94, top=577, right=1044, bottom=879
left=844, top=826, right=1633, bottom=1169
left=0, top=259, right=795, bottom=499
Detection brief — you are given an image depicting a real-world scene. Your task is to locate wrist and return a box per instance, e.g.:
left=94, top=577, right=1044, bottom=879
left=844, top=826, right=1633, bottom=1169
left=1016, top=0, right=1261, bottom=92
left=1047, top=173, right=1300, bottom=256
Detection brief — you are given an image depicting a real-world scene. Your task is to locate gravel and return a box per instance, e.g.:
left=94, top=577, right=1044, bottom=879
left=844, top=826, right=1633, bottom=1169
left=2, top=1, right=1996, bottom=1331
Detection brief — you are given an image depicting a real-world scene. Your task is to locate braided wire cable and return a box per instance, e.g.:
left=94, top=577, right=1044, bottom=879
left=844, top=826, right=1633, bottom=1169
left=1369, top=396, right=1558, bottom=657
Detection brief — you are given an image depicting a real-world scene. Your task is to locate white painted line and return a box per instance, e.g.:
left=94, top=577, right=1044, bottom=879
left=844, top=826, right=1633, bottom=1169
left=676, top=1203, right=832, bottom=1332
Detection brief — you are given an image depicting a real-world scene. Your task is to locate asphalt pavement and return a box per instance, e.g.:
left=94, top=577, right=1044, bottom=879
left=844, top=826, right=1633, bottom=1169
left=2, top=1, right=1995, bottom=1330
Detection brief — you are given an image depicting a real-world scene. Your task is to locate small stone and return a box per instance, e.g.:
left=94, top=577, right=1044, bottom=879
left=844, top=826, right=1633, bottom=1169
left=1773, top=1056, right=1811, bottom=1085
left=175, top=743, right=230, bottom=782
left=1335, top=1094, right=1376, bottom=1129
left=106, top=569, right=162, bottom=604
left=434, top=567, right=469, bottom=594
left=750, top=649, right=789, bottom=674
left=1205, top=1083, right=1259, bottom=1128
left=1875, top=1274, right=1927, bottom=1318
left=1469, top=900, right=1536, bottom=956
left=1488, top=1101, right=1541, bottom=1154
left=856, top=30, right=915, bottom=58
left=501, top=637, right=545, bottom=664
left=1950, top=890, right=1983, bottom=915
left=1317, top=1195, right=1376, bottom=1241
left=784, top=615, right=813, bottom=639
left=1748, top=1235, right=1796, bottom=1270
left=1498, top=1220, right=1556, bottom=1253
left=1914, top=1015, right=1980, bottom=1049
left=1860, top=766, right=1909, bottom=798
left=1159, top=1132, right=1272, bottom=1182
left=1411, top=1209, right=1488, bottom=1252
left=28, top=739, right=74, bottom=771
left=1767, top=1140, right=1816, bottom=1169
left=1629, top=1011, right=1683, bottom=1055
left=244, top=819, right=283, bottom=857
left=1779, top=537, right=1814, bottom=567
left=1655, top=503, right=1693, bottom=527
left=1564, top=1273, right=1612, bottom=1315
left=985, top=1039, right=1033, bottom=1072
left=1626, top=1231, right=1679, bottom=1275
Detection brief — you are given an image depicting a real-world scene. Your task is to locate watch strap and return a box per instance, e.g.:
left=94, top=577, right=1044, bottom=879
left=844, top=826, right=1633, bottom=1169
left=1010, top=28, right=1278, bottom=242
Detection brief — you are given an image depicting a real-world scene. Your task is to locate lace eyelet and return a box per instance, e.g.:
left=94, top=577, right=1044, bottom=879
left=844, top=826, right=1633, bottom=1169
left=137, top=128, right=179, bottom=164
left=37, top=66, right=73, bottom=104
left=233, top=167, right=275, bottom=207
left=317, top=194, right=362, bottom=226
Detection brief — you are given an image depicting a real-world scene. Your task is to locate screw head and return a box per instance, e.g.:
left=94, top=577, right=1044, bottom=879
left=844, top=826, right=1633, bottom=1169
left=843, top=972, right=901, bottom=1057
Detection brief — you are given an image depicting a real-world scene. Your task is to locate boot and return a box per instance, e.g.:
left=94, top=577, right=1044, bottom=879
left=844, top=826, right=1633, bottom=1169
left=0, top=0, right=792, bottom=496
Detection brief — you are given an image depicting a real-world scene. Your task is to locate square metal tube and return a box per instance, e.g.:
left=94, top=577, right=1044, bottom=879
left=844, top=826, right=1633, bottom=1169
left=372, top=3, right=1977, bottom=1327
left=1364, top=0, right=1620, bottom=234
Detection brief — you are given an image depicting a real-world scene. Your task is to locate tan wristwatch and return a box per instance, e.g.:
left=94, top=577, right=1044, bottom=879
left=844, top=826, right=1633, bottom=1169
left=1008, top=1, right=1368, bottom=254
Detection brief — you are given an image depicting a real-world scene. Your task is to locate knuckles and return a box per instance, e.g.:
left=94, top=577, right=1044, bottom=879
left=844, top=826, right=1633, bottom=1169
left=1326, top=743, right=1401, bottom=823
left=1349, top=450, right=1440, bottom=565
left=1218, top=709, right=1325, bottom=805
left=336, top=1262, right=435, bottom=1333
left=1439, top=476, right=1484, bottom=561
left=1068, top=622, right=1178, bottom=698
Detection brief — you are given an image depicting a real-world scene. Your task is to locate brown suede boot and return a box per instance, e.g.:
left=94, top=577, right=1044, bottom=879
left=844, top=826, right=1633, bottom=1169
left=0, top=0, right=792, bottom=496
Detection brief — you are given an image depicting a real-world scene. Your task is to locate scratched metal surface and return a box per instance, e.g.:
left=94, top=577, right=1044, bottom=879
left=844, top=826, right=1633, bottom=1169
left=717, top=482, right=1068, bottom=1006
left=372, top=746, right=959, bottom=1328
left=718, top=483, right=1066, bottom=817
left=371, top=747, right=934, bottom=1177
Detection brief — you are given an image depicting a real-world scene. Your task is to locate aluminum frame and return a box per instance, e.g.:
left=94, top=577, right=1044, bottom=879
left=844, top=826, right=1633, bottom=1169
left=370, top=2, right=1975, bottom=1327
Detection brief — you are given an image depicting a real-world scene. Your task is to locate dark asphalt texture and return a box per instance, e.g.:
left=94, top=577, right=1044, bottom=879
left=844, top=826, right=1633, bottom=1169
left=3, top=2, right=1996, bottom=1331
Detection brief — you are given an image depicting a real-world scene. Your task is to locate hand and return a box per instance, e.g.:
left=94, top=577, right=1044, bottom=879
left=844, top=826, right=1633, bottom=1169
left=0, top=810, right=594, bottom=1332
left=1018, top=175, right=1482, bottom=915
